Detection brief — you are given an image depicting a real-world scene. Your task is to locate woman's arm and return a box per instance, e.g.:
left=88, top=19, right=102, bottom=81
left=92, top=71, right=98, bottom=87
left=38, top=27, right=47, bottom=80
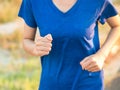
left=23, top=23, right=53, bottom=56
left=98, top=15, right=120, bottom=57
left=80, top=15, right=120, bottom=72
left=23, top=23, right=37, bottom=56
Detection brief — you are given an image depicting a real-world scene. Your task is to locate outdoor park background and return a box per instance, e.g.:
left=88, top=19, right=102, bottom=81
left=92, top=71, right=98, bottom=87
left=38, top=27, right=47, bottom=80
left=0, top=0, right=120, bottom=90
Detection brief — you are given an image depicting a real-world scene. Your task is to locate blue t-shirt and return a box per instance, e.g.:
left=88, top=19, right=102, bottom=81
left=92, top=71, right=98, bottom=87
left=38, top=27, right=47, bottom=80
left=18, top=0, right=118, bottom=90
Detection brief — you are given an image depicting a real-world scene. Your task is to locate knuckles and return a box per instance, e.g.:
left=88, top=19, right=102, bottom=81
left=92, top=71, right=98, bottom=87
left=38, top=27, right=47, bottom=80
left=92, top=60, right=97, bottom=64
left=45, top=51, right=50, bottom=55
left=48, top=47, right=51, bottom=51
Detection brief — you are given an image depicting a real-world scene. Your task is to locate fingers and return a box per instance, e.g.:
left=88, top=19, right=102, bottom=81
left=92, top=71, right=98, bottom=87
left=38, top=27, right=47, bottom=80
left=34, top=34, right=53, bottom=56
left=84, top=59, right=96, bottom=70
left=87, top=66, right=100, bottom=72
left=35, top=49, right=50, bottom=56
left=80, top=57, right=92, bottom=70
left=45, top=34, right=53, bottom=41
left=36, top=34, right=53, bottom=43
left=81, top=60, right=100, bottom=72
left=36, top=46, right=52, bottom=52
left=36, top=41, right=52, bottom=47
left=80, top=55, right=97, bottom=71
left=80, top=57, right=88, bottom=69
left=80, top=55, right=103, bottom=72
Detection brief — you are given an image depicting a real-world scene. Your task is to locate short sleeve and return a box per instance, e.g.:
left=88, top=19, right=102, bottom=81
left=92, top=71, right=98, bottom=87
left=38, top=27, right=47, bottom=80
left=98, top=0, right=118, bottom=24
left=18, top=0, right=37, bottom=28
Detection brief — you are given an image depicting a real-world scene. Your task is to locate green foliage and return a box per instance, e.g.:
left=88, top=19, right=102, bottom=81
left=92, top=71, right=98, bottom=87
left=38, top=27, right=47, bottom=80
left=0, top=57, right=41, bottom=90
left=0, top=29, right=41, bottom=90
left=0, top=0, right=119, bottom=90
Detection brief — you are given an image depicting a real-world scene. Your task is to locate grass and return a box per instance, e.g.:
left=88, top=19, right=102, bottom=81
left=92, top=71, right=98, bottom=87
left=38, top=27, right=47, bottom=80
left=0, top=28, right=41, bottom=90
left=0, top=26, right=120, bottom=90
left=0, top=57, right=41, bottom=90
left=0, top=0, right=120, bottom=90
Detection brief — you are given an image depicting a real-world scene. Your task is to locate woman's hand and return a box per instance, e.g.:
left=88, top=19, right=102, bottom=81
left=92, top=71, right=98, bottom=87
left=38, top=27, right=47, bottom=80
left=22, top=24, right=53, bottom=56
left=80, top=51, right=106, bottom=72
left=33, top=34, right=53, bottom=56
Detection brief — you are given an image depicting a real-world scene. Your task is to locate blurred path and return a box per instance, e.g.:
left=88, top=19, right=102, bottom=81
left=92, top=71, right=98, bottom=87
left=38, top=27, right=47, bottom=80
left=104, top=52, right=120, bottom=90
left=104, top=53, right=120, bottom=83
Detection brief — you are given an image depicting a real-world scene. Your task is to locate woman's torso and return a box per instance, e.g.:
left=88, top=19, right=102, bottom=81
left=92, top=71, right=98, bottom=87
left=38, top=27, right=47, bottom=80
left=31, top=0, right=105, bottom=89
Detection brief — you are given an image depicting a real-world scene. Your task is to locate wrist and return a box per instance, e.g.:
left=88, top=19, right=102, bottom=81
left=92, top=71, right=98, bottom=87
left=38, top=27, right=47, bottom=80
left=30, top=43, right=38, bottom=56
left=96, top=50, right=107, bottom=61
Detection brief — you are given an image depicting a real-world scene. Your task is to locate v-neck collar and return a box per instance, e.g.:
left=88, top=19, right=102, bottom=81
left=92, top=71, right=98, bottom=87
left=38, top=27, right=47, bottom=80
left=48, top=0, right=81, bottom=17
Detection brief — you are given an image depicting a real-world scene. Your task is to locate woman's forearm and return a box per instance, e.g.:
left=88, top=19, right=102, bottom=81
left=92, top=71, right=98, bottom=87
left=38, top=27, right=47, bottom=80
left=23, top=39, right=36, bottom=56
left=23, top=34, right=53, bottom=57
left=80, top=26, right=120, bottom=71
left=97, top=26, right=120, bottom=59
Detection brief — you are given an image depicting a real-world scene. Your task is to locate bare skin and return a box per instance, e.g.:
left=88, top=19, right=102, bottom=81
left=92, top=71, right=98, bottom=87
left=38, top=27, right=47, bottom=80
left=22, top=0, right=120, bottom=72
left=23, top=24, right=53, bottom=56
left=52, top=0, right=77, bottom=13
left=80, top=15, right=120, bottom=72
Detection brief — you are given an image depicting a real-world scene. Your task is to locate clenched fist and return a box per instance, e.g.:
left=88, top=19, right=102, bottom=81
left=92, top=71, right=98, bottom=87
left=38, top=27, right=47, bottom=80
left=80, top=51, right=106, bottom=72
left=33, top=34, right=53, bottom=56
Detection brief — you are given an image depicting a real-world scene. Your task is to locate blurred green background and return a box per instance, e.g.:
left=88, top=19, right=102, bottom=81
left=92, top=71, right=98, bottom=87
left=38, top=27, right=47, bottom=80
left=0, top=0, right=120, bottom=90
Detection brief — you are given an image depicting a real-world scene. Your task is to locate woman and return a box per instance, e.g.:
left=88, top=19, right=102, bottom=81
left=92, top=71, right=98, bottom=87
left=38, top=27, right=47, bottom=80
left=18, top=0, right=120, bottom=90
